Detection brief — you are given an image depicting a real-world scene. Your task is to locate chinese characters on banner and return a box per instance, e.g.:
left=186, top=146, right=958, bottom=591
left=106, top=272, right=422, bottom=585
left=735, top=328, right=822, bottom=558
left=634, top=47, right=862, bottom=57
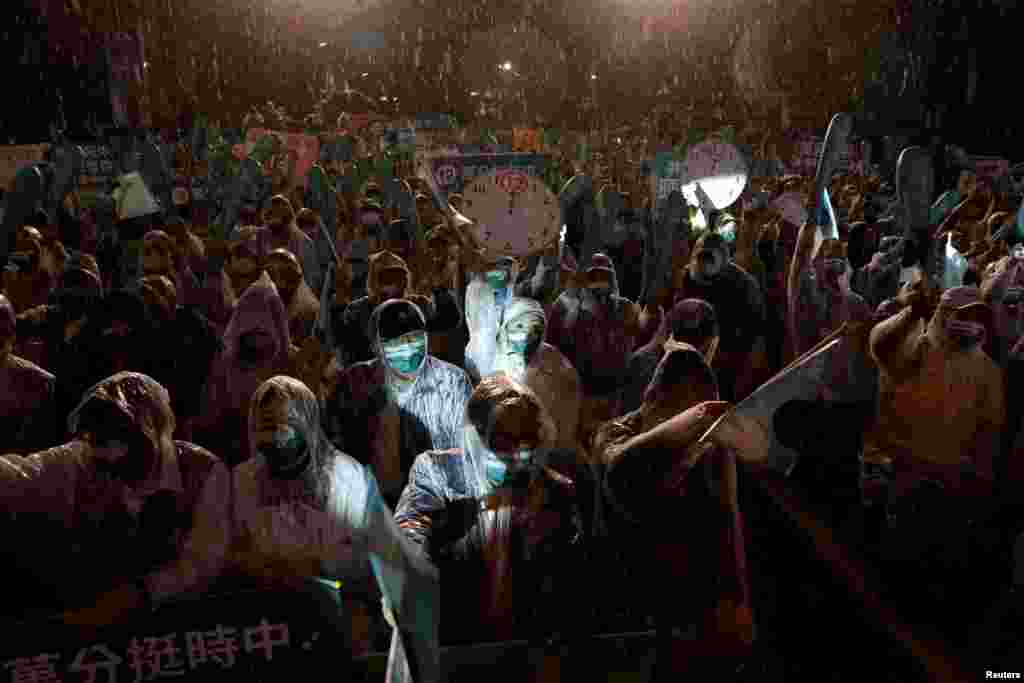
left=429, top=153, right=550, bottom=200
left=2, top=620, right=294, bottom=683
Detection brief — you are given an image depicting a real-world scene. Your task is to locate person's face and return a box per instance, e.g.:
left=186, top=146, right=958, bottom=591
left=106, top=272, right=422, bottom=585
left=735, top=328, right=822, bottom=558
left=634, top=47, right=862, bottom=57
left=230, top=246, right=261, bottom=279
left=79, top=409, right=152, bottom=484
left=692, top=249, right=725, bottom=281
left=142, top=241, right=172, bottom=275
left=503, top=314, right=544, bottom=355
left=265, top=258, right=300, bottom=297
left=376, top=268, right=407, bottom=300
left=417, top=199, right=440, bottom=227
left=587, top=269, right=614, bottom=294
left=958, top=172, right=978, bottom=198
left=488, top=403, right=541, bottom=461
left=253, top=391, right=289, bottom=452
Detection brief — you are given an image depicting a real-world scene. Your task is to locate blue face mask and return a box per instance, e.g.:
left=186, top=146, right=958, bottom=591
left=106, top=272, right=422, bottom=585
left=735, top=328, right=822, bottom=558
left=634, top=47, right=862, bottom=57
left=382, top=334, right=427, bottom=374
left=506, top=331, right=533, bottom=355
left=486, top=269, right=509, bottom=290
left=257, top=426, right=310, bottom=478
left=484, top=449, right=536, bottom=487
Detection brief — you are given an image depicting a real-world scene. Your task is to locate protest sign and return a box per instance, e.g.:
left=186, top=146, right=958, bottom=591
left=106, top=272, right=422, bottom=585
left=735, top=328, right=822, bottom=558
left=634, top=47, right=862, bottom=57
left=0, top=586, right=355, bottom=683
left=428, top=153, right=550, bottom=201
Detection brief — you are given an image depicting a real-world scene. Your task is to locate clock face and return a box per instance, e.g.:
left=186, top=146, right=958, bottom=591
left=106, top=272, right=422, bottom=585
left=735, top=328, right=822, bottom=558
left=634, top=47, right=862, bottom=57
left=682, top=140, right=749, bottom=210
left=461, top=170, right=562, bottom=259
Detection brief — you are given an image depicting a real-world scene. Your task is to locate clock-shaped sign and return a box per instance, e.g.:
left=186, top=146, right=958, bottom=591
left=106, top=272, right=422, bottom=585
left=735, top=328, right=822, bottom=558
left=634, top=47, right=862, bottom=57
left=461, top=169, right=562, bottom=260
left=681, top=140, right=749, bottom=211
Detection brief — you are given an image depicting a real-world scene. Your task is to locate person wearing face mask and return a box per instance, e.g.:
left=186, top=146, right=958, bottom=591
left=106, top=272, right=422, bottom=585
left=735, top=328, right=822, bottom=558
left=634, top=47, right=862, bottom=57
left=323, top=299, right=472, bottom=508
left=590, top=346, right=765, bottom=675
left=0, top=294, right=57, bottom=453
left=0, top=372, right=230, bottom=629
left=231, top=377, right=440, bottom=679
left=140, top=229, right=201, bottom=308
left=864, top=282, right=1005, bottom=614
left=546, top=253, right=641, bottom=442
left=464, top=256, right=521, bottom=383
left=265, top=248, right=319, bottom=345
left=15, top=253, right=103, bottom=379
left=390, top=375, right=590, bottom=682
left=674, top=234, right=766, bottom=402
left=325, top=248, right=462, bottom=369
left=622, top=298, right=718, bottom=415
left=247, top=194, right=320, bottom=293
left=491, top=297, right=582, bottom=455
left=195, top=273, right=298, bottom=467
left=138, top=274, right=221, bottom=442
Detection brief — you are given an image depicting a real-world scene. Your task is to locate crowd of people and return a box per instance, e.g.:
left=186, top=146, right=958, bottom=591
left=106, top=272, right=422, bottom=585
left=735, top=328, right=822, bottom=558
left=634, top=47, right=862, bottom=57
left=2, top=151, right=1023, bottom=680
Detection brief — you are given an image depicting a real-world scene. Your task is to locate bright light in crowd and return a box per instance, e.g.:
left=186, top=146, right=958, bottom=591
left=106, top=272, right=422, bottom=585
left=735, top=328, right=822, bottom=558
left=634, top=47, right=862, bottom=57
left=361, top=72, right=369, bottom=77
left=501, top=61, right=513, bottom=72
left=380, top=96, right=388, bottom=101
left=590, top=73, right=597, bottom=80
left=680, top=174, right=747, bottom=211
left=470, top=91, right=479, bottom=96
left=319, top=42, right=328, bottom=48
left=143, top=62, right=149, bottom=68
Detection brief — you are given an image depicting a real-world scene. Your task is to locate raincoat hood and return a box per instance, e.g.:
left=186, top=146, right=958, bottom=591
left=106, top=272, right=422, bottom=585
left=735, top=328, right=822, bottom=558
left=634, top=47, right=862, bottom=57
left=642, top=342, right=719, bottom=408
left=223, top=271, right=292, bottom=369
left=372, top=298, right=429, bottom=379
left=367, top=250, right=411, bottom=302
left=461, top=377, right=558, bottom=493
left=246, top=375, right=329, bottom=474
left=465, top=255, right=521, bottom=381
left=67, top=371, right=177, bottom=468
left=266, top=247, right=319, bottom=314
left=494, top=297, right=547, bottom=371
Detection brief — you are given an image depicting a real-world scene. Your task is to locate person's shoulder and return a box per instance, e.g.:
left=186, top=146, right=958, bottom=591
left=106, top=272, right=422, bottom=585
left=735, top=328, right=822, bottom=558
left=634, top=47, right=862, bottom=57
left=4, top=354, right=55, bottom=386
left=427, top=354, right=469, bottom=379
left=174, top=441, right=226, bottom=476
left=17, top=304, right=54, bottom=325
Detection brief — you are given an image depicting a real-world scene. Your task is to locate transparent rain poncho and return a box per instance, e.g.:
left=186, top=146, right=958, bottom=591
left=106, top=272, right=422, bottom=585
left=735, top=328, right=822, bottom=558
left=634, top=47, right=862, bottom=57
left=323, top=299, right=473, bottom=504
left=234, top=376, right=440, bottom=683
left=391, top=381, right=590, bottom=678
left=491, top=297, right=582, bottom=453
left=464, top=257, right=520, bottom=383
left=1, top=372, right=231, bottom=613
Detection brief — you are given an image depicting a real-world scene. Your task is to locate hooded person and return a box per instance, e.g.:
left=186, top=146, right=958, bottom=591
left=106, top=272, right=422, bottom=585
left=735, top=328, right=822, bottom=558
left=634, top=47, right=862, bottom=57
left=163, top=216, right=207, bottom=280
left=295, top=208, right=334, bottom=296
left=0, top=372, right=230, bottom=624
left=140, top=228, right=201, bottom=308
left=545, top=253, right=640, bottom=439
left=491, top=296, right=582, bottom=454
left=865, top=282, right=1005, bottom=612
left=231, top=377, right=440, bottom=678
left=225, top=225, right=268, bottom=300
left=0, top=294, right=57, bottom=454
left=265, top=248, right=320, bottom=345
left=589, top=350, right=765, bottom=678
left=390, top=375, right=591, bottom=681
left=464, top=256, right=521, bottom=383
left=2, top=226, right=58, bottom=314
left=674, top=233, right=766, bottom=401
left=981, top=252, right=1024, bottom=367
left=622, top=298, right=719, bottom=415
left=138, top=274, right=222, bottom=441
left=330, top=250, right=462, bottom=367
left=195, top=272, right=297, bottom=467
left=14, top=252, right=103, bottom=379
left=323, top=299, right=473, bottom=508
left=246, top=194, right=320, bottom=293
